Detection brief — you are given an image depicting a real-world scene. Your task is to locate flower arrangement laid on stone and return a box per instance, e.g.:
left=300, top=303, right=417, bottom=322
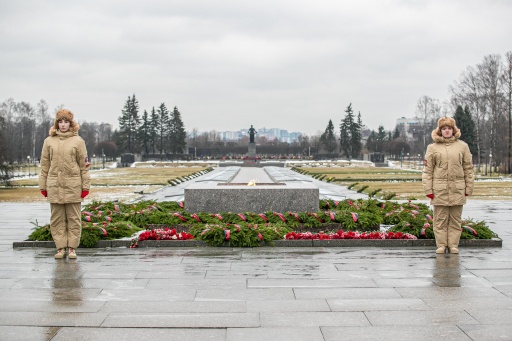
left=285, top=230, right=417, bottom=240
left=27, top=198, right=498, bottom=248
left=129, top=228, right=194, bottom=248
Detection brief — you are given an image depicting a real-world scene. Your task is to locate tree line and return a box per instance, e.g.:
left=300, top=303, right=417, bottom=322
left=0, top=99, right=113, bottom=165
left=114, top=94, right=187, bottom=159
left=317, top=51, right=511, bottom=173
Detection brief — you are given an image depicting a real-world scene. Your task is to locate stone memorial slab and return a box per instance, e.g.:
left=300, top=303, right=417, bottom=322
left=184, top=182, right=319, bottom=213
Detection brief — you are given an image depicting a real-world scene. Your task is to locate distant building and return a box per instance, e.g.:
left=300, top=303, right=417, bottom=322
left=396, top=117, right=420, bottom=140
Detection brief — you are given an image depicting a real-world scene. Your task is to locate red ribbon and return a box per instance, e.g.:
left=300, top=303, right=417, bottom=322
left=258, top=213, right=268, bottom=222
left=351, top=212, right=358, bottom=222
left=173, top=212, right=187, bottom=222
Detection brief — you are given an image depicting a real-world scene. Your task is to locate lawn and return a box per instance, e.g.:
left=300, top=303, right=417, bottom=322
left=300, top=166, right=512, bottom=200
left=0, top=164, right=209, bottom=202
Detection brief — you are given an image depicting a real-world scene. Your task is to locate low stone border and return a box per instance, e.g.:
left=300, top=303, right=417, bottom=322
left=13, top=238, right=502, bottom=248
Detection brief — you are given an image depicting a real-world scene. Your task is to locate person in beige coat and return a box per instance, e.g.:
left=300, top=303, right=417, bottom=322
left=422, top=117, right=474, bottom=254
left=39, top=109, right=91, bottom=259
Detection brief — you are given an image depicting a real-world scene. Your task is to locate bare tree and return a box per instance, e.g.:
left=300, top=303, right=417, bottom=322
left=450, top=65, right=487, bottom=170
left=415, top=95, right=440, bottom=157
left=478, top=54, right=504, bottom=171
left=504, top=51, right=512, bottom=173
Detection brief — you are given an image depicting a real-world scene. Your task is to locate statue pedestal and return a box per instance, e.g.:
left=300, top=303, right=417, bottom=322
left=248, top=142, right=256, bottom=158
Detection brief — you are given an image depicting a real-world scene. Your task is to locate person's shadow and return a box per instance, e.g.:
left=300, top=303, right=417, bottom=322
left=433, top=254, right=461, bottom=287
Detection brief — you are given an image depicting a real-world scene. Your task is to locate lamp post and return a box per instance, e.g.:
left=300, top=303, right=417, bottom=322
left=400, top=148, right=404, bottom=168
left=27, top=156, right=31, bottom=176
left=417, top=154, right=421, bottom=169
left=489, top=153, right=492, bottom=177
left=102, top=149, right=105, bottom=169
left=93, top=154, right=96, bottom=170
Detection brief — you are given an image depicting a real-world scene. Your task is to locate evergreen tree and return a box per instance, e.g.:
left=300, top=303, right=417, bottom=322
left=339, top=103, right=354, bottom=158
left=168, top=106, right=187, bottom=158
left=350, top=111, right=363, bottom=158
left=320, top=119, right=337, bottom=153
left=118, top=94, right=140, bottom=153
left=156, top=103, right=170, bottom=155
left=376, top=125, right=387, bottom=151
left=454, top=105, right=477, bottom=155
left=149, top=107, right=158, bottom=155
left=138, top=110, right=151, bottom=155
left=366, top=130, right=377, bottom=152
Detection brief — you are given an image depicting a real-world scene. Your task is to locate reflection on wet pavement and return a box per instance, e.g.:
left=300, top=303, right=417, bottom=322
left=52, top=260, right=83, bottom=304
left=432, top=254, right=461, bottom=287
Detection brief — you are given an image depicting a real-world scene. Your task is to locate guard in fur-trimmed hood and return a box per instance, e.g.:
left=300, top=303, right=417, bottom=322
left=39, top=109, right=90, bottom=259
left=422, top=116, right=474, bottom=255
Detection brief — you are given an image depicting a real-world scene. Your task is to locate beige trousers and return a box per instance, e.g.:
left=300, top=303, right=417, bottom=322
left=433, top=205, right=463, bottom=249
left=50, top=203, right=82, bottom=249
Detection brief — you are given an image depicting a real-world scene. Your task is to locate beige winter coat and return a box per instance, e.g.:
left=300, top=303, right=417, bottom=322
left=422, top=129, right=474, bottom=206
left=39, top=128, right=90, bottom=204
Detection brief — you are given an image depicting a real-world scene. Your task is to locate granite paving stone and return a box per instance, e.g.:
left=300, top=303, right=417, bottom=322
left=459, top=324, right=512, bottom=341
left=372, top=277, right=436, bottom=287
left=396, top=286, right=510, bottom=299
left=101, top=312, right=260, bottom=328
left=327, top=298, right=431, bottom=311
left=0, top=278, right=19, bottom=289
left=0, top=326, right=60, bottom=341
left=0, top=311, right=109, bottom=327
left=135, top=271, right=207, bottom=279
left=321, top=326, right=472, bottom=341
left=0, top=300, right=105, bottom=313
left=247, top=278, right=377, bottom=288
left=422, top=296, right=512, bottom=311
left=11, top=278, right=151, bottom=290
left=266, top=270, right=382, bottom=279
left=52, top=327, right=227, bottom=341
left=364, top=310, right=479, bottom=326
left=195, top=288, right=296, bottom=301
left=246, top=299, right=330, bottom=312
left=465, top=308, right=512, bottom=324
left=100, top=300, right=247, bottom=313
left=484, top=276, right=512, bottom=286
left=204, top=270, right=269, bottom=278
left=227, top=327, right=325, bottom=341
left=79, top=271, right=140, bottom=279
left=146, top=277, right=248, bottom=290
left=93, top=288, right=197, bottom=301
left=293, top=287, right=403, bottom=299
left=495, top=284, right=512, bottom=297
left=0, top=288, right=103, bottom=301
left=260, top=311, right=370, bottom=327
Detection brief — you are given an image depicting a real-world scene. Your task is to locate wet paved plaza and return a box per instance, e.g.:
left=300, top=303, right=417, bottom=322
left=1, top=168, right=512, bottom=340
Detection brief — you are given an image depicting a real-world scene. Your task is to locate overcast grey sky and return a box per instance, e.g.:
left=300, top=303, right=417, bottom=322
left=1, top=0, right=511, bottom=135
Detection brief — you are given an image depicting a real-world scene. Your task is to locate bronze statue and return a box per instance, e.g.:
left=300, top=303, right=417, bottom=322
left=248, top=125, right=257, bottom=143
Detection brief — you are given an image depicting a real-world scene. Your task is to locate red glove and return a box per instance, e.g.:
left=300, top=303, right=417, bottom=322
left=81, top=190, right=89, bottom=198
left=426, top=194, right=434, bottom=199
left=41, top=190, right=47, bottom=197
